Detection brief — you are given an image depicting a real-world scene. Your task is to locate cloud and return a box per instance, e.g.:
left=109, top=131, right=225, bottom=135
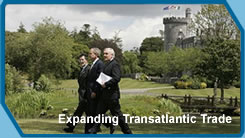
left=5, top=4, right=201, bottom=51
left=120, top=17, right=163, bottom=50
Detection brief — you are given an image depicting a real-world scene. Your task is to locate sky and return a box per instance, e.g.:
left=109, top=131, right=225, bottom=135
left=5, top=4, right=201, bottom=51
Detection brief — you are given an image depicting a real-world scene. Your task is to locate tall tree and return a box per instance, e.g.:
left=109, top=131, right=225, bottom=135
left=140, top=37, right=164, bottom=54
left=5, top=31, right=31, bottom=71
left=190, top=4, right=240, bottom=101
left=17, top=22, right=27, bottom=33
left=112, top=30, right=123, bottom=49
left=27, top=17, right=74, bottom=81
left=122, top=51, right=142, bottom=74
left=190, top=5, right=240, bottom=44
left=195, top=39, right=240, bottom=101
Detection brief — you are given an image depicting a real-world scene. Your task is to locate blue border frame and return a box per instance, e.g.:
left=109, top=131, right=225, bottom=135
left=0, top=0, right=244, bottom=137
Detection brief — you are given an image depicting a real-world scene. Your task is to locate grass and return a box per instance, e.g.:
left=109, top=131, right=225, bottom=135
left=16, top=117, right=240, bottom=134
left=20, top=91, right=162, bottom=118
left=51, top=78, right=170, bottom=90
left=6, top=78, right=241, bottom=134
left=119, top=78, right=170, bottom=89
left=148, top=87, right=240, bottom=98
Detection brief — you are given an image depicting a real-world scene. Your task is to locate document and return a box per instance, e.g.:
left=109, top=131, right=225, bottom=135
left=96, top=72, right=112, bottom=85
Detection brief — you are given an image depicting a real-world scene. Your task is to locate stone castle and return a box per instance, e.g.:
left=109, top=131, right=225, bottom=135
left=163, top=8, right=201, bottom=51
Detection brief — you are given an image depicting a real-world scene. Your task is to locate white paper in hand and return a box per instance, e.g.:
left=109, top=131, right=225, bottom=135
left=96, top=72, right=112, bottom=85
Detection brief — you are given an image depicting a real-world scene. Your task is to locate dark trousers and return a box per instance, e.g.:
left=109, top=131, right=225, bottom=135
left=66, top=99, right=90, bottom=133
left=94, top=99, right=132, bottom=134
left=86, top=96, right=112, bottom=131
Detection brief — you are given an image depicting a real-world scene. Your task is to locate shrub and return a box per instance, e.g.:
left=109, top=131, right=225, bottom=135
left=35, top=75, right=52, bottom=92
left=6, top=89, right=50, bottom=118
left=173, top=81, right=189, bottom=89
left=180, top=74, right=190, bottom=82
left=5, top=64, right=24, bottom=95
left=200, top=82, right=207, bottom=89
left=174, top=75, right=208, bottom=89
left=186, top=81, right=192, bottom=89
left=191, top=79, right=201, bottom=89
left=138, top=73, right=149, bottom=81
left=174, top=81, right=182, bottom=89
left=154, top=98, right=182, bottom=116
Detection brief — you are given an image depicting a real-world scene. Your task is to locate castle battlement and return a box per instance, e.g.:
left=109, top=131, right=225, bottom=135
left=163, top=17, right=188, bottom=24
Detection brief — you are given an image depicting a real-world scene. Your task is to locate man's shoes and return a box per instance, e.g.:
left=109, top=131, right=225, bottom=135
left=98, top=127, right=102, bottom=132
left=110, top=125, right=115, bottom=134
left=88, top=127, right=99, bottom=134
left=123, top=130, right=133, bottom=134
left=63, top=127, right=74, bottom=133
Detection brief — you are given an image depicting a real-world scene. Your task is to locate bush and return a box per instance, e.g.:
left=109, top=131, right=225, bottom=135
left=173, top=81, right=190, bottom=89
left=233, top=80, right=240, bottom=88
left=174, top=81, right=184, bottom=89
left=174, top=75, right=207, bottom=89
left=6, top=89, right=50, bottom=118
left=191, top=79, right=201, bottom=89
left=5, top=64, right=24, bottom=95
left=138, top=73, right=149, bottom=81
left=154, top=98, right=182, bottom=116
left=180, top=74, right=190, bottom=82
left=200, top=82, right=207, bottom=89
left=121, top=95, right=159, bottom=116
left=35, top=75, right=52, bottom=92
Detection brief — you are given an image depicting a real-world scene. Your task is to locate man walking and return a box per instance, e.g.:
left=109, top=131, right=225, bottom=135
left=89, top=48, right=133, bottom=134
left=63, top=54, right=90, bottom=133
left=86, top=48, right=114, bottom=133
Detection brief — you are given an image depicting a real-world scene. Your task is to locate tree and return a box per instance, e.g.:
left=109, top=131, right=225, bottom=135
left=143, top=47, right=203, bottom=77
left=195, top=39, right=240, bottom=101
left=140, top=37, right=164, bottom=54
left=5, top=64, right=24, bottom=95
left=143, top=52, right=167, bottom=76
left=17, top=22, right=27, bottom=33
left=190, top=5, right=240, bottom=44
left=112, top=30, right=123, bottom=49
left=122, top=51, right=142, bottom=74
left=27, top=17, right=74, bottom=81
left=5, top=31, right=31, bottom=71
left=70, top=24, right=102, bottom=46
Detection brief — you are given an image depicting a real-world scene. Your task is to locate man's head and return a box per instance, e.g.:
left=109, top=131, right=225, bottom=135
left=78, top=54, right=88, bottom=66
left=104, top=48, right=115, bottom=61
left=89, top=48, right=101, bottom=61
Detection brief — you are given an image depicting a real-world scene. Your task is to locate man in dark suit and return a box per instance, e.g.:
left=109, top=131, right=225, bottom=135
left=89, top=48, right=133, bottom=134
left=63, top=54, right=90, bottom=133
left=86, top=48, right=114, bottom=133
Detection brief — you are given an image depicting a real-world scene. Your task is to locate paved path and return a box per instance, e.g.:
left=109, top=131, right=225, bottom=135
left=121, top=86, right=174, bottom=95
left=60, top=86, right=174, bottom=95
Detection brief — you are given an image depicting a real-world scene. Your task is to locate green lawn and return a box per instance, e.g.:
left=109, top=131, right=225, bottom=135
left=119, top=78, right=170, bottom=89
left=33, top=91, right=160, bottom=118
left=148, top=87, right=240, bottom=98
left=6, top=78, right=241, bottom=134
left=52, top=78, right=170, bottom=90
left=16, top=117, right=240, bottom=134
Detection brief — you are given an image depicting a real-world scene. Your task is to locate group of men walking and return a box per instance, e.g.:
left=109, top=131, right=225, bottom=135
left=63, top=47, right=132, bottom=134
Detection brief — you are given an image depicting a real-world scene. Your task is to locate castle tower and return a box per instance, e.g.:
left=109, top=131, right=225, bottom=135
left=163, top=8, right=192, bottom=51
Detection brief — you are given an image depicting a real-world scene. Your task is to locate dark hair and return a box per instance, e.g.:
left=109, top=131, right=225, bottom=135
left=78, top=54, right=87, bottom=59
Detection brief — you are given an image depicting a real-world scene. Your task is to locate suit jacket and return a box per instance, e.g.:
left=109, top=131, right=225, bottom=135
left=87, top=59, right=105, bottom=98
left=102, top=59, right=121, bottom=100
left=78, top=64, right=90, bottom=101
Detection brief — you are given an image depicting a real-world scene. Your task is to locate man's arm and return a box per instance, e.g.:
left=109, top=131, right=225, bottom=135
left=104, top=62, right=120, bottom=87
